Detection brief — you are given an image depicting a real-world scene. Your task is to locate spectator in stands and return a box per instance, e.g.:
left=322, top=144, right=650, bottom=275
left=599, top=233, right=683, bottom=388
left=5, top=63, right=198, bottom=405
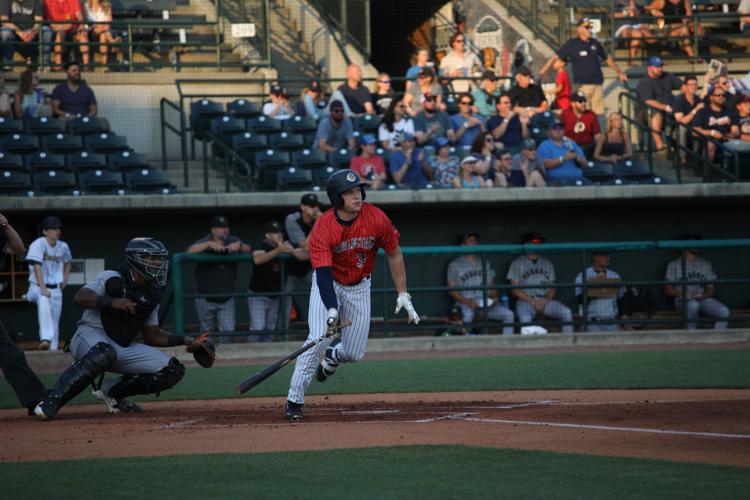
left=487, top=148, right=525, bottom=188
left=389, top=132, right=429, bottom=189
left=664, top=234, right=730, bottom=330
left=560, top=90, right=601, bottom=158
left=537, top=120, right=587, bottom=182
left=50, top=61, right=96, bottom=119
left=404, top=66, right=443, bottom=116
left=452, top=92, right=486, bottom=148
left=447, top=232, right=514, bottom=335
left=454, top=155, right=488, bottom=189
left=44, top=0, right=90, bottom=68
left=593, top=112, right=633, bottom=164
left=635, top=57, right=682, bottom=152
left=692, top=87, right=738, bottom=162
left=378, top=95, right=415, bottom=151
left=507, top=232, right=574, bottom=333
left=506, top=66, right=547, bottom=117
left=0, top=73, right=11, bottom=118
left=405, top=47, right=434, bottom=92
left=262, top=85, right=294, bottom=120
left=371, top=72, right=393, bottom=115
left=350, top=134, right=387, bottom=190
left=469, top=131, right=496, bottom=175
left=673, top=75, right=705, bottom=166
left=333, top=63, right=374, bottom=116
left=424, top=136, right=459, bottom=188
left=13, top=68, right=51, bottom=118
left=575, top=250, right=627, bottom=332
left=471, top=70, right=501, bottom=118
left=414, top=91, right=454, bottom=146
left=312, top=99, right=355, bottom=153
left=644, top=0, right=702, bottom=61
left=550, top=58, right=571, bottom=111
left=487, top=93, right=528, bottom=153
left=512, top=138, right=547, bottom=187
left=1, top=0, right=52, bottom=67
left=187, top=215, right=251, bottom=344
left=539, top=18, right=628, bottom=115
left=295, top=79, right=328, bottom=120
left=84, top=0, right=121, bottom=69
left=740, top=0, right=750, bottom=34
left=613, top=0, right=656, bottom=65
left=734, top=94, right=750, bottom=141
left=712, top=74, right=742, bottom=111
left=439, top=31, right=482, bottom=94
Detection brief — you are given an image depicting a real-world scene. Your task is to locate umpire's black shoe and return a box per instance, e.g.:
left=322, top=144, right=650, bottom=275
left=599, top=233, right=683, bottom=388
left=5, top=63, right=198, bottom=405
left=315, top=347, right=340, bottom=382
left=284, top=400, right=304, bottom=421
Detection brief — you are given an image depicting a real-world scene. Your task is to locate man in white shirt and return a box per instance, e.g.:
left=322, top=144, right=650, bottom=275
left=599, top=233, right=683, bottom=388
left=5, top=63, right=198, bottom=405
left=439, top=32, right=482, bottom=94
left=26, top=216, right=72, bottom=351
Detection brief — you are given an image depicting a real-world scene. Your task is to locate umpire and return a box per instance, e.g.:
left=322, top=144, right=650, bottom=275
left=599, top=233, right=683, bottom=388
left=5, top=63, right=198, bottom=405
left=0, top=213, right=47, bottom=413
left=187, top=216, right=251, bottom=344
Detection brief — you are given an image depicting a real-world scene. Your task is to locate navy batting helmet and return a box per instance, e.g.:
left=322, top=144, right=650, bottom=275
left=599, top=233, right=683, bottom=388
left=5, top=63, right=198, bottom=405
left=125, top=237, right=169, bottom=287
left=326, top=169, right=366, bottom=208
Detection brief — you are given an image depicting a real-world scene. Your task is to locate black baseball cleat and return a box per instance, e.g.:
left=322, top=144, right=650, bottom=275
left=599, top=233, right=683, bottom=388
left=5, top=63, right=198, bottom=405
left=315, top=347, right=339, bottom=382
left=92, top=389, right=143, bottom=414
left=33, top=399, right=57, bottom=421
left=284, top=400, right=304, bottom=421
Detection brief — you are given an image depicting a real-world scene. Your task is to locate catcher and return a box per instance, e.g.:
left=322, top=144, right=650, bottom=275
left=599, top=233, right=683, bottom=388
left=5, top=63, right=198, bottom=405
left=574, top=249, right=627, bottom=332
left=34, top=237, right=215, bottom=420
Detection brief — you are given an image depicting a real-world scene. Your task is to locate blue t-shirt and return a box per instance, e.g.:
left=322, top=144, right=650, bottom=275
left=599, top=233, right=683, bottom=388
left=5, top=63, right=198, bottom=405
left=451, top=113, right=485, bottom=147
left=557, top=37, right=608, bottom=85
left=389, top=148, right=429, bottom=189
left=486, top=114, right=523, bottom=148
left=537, top=138, right=585, bottom=180
left=50, top=82, right=97, bottom=116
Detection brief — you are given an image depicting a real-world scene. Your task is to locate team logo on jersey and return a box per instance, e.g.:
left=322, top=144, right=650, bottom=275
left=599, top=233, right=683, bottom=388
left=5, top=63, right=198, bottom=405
left=334, top=237, right=375, bottom=254
left=346, top=172, right=356, bottom=182
left=355, top=252, right=367, bottom=268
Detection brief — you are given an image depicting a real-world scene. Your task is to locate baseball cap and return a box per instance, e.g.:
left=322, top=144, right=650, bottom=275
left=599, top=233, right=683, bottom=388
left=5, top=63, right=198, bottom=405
left=738, top=93, right=750, bottom=104
left=264, top=221, right=283, bottom=234
left=210, top=215, right=229, bottom=228
left=522, top=138, right=537, bottom=150
left=481, top=69, right=498, bottom=81
left=577, top=17, right=592, bottom=28
left=300, top=193, right=320, bottom=207
left=329, top=99, right=344, bottom=110
left=41, top=216, right=62, bottom=230
left=460, top=231, right=479, bottom=244
left=401, top=132, right=416, bottom=142
left=417, top=67, right=435, bottom=78
left=435, top=136, right=451, bottom=148
left=360, top=134, right=377, bottom=146
left=591, top=249, right=612, bottom=256
left=550, top=119, right=565, bottom=129
left=522, top=232, right=545, bottom=244
left=461, top=155, right=479, bottom=165
left=306, top=79, right=321, bottom=92
left=647, top=56, right=664, bottom=67
left=516, top=66, right=532, bottom=77
left=270, top=85, right=286, bottom=96
left=571, top=90, right=587, bottom=102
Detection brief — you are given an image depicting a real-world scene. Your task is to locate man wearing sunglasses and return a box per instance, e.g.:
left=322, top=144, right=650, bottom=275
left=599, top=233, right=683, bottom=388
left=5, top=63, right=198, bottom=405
left=692, top=88, right=739, bottom=162
left=313, top=100, right=356, bottom=153
left=451, top=92, right=486, bottom=148
left=414, top=91, right=454, bottom=146
left=439, top=32, right=482, bottom=93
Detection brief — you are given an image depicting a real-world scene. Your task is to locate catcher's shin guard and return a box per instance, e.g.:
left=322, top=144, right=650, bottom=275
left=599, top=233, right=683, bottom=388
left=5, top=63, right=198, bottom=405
left=107, top=357, right=185, bottom=400
left=35, top=342, right=116, bottom=419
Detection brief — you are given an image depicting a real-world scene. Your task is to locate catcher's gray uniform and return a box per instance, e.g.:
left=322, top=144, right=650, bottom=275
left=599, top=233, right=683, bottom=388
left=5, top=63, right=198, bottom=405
left=447, top=255, right=514, bottom=334
left=574, top=267, right=626, bottom=332
left=507, top=255, right=573, bottom=333
left=665, top=257, right=729, bottom=330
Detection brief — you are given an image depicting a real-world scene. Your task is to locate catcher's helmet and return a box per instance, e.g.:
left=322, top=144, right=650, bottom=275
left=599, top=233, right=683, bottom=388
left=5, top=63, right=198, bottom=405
left=326, top=169, right=366, bottom=208
left=125, top=237, right=169, bottom=287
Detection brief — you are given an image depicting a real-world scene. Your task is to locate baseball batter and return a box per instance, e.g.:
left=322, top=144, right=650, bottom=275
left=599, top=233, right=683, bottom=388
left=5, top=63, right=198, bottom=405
left=285, top=169, right=420, bottom=420
left=26, top=216, right=72, bottom=351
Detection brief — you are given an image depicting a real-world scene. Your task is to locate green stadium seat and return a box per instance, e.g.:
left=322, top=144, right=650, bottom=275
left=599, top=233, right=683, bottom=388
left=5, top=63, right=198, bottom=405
left=24, top=152, right=67, bottom=172
left=79, top=169, right=126, bottom=195
left=0, top=117, right=25, bottom=136
left=276, top=166, right=314, bottom=191
left=0, top=133, right=39, bottom=155
left=66, top=116, right=111, bottom=136
left=33, top=169, right=79, bottom=194
left=41, top=133, right=84, bottom=155
left=66, top=151, right=107, bottom=172
left=25, top=117, right=65, bottom=136
left=84, top=133, right=129, bottom=154
left=0, top=170, right=32, bottom=194
left=226, top=99, right=262, bottom=119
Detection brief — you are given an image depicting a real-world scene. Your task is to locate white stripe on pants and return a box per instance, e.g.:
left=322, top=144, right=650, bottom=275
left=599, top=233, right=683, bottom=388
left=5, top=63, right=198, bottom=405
left=287, top=273, right=371, bottom=404
left=195, top=298, right=236, bottom=344
left=515, top=299, right=574, bottom=333
left=247, top=295, right=279, bottom=342
left=26, top=284, right=62, bottom=350
left=675, top=297, right=730, bottom=330
left=458, top=302, right=515, bottom=335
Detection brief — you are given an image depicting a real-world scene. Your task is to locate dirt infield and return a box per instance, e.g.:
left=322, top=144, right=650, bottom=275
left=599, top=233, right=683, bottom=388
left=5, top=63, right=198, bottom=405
left=1, top=389, right=749, bottom=467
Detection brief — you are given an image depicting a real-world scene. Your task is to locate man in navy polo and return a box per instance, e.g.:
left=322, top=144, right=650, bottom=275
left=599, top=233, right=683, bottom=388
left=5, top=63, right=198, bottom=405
left=540, top=18, right=628, bottom=115
left=50, top=61, right=97, bottom=120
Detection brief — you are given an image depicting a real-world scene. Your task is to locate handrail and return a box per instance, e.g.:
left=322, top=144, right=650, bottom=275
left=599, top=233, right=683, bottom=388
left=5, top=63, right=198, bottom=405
left=307, top=0, right=371, bottom=63
left=159, top=97, right=189, bottom=184
left=202, top=131, right=255, bottom=192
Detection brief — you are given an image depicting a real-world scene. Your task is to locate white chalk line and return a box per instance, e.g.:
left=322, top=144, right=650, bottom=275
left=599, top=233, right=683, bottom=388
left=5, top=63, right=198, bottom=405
left=163, top=417, right=207, bottom=429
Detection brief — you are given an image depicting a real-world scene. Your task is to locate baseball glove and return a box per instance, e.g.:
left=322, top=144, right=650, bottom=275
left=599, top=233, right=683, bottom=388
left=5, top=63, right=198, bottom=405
left=185, top=332, right=216, bottom=368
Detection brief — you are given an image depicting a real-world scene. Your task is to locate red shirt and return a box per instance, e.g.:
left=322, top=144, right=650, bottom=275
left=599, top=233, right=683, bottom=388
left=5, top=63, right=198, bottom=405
left=309, top=202, right=400, bottom=285
left=350, top=155, right=385, bottom=181
left=560, top=107, right=600, bottom=146
left=555, top=70, right=571, bottom=111
left=44, top=0, right=82, bottom=22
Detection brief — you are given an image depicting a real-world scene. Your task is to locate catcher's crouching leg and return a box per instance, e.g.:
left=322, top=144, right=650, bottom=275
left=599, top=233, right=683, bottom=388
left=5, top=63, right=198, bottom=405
left=106, top=357, right=185, bottom=400
left=34, top=342, right=117, bottom=420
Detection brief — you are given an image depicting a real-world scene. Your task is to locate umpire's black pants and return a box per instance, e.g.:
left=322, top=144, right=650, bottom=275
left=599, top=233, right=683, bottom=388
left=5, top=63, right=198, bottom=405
left=0, top=320, right=46, bottom=409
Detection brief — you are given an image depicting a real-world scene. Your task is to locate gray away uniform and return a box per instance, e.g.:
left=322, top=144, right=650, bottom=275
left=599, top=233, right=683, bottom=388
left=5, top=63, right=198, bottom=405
left=507, top=255, right=573, bottom=333
left=665, top=257, right=729, bottom=330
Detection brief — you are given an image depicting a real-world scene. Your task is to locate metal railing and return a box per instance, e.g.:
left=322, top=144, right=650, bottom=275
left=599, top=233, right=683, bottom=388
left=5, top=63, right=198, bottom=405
left=309, top=0, right=371, bottom=61
left=169, top=239, right=750, bottom=338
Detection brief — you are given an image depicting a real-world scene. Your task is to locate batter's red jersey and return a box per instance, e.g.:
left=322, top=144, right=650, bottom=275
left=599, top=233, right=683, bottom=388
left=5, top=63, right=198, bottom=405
left=309, top=202, right=400, bottom=285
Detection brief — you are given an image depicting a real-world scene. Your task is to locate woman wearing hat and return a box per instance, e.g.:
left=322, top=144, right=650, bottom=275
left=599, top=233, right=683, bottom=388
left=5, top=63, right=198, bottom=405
left=425, top=137, right=460, bottom=188
left=350, top=135, right=387, bottom=189
left=454, top=155, right=489, bottom=189
left=295, top=79, right=328, bottom=120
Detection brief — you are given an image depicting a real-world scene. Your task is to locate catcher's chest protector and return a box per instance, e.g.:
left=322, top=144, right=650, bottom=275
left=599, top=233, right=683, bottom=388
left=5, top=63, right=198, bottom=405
left=101, top=272, right=163, bottom=347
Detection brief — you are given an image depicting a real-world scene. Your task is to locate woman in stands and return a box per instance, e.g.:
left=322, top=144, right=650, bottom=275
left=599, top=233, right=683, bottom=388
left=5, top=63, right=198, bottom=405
left=405, top=47, right=435, bottom=93
left=469, top=131, right=498, bottom=176
left=45, top=0, right=90, bottom=69
left=84, top=0, right=122, bottom=70
left=371, top=72, right=394, bottom=114
left=14, top=69, right=51, bottom=119
left=613, top=0, right=656, bottom=65
left=453, top=155, right=489, bottom=189
left=295, top=79, right=328, bottom=119
left=378, top=95, right=415, bottom=151
left=593, top=112, right=633, bottom=164
left=404, top=67, right=444, bottom=116
left=425, top=137, right=459, bottom=188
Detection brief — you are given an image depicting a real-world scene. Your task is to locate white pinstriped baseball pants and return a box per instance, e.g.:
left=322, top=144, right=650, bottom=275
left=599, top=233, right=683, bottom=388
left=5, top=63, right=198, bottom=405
left=26, top=284, right=63, bottom=350
left=287, top=272, right=371, bottom=404
left=675, top=298, right=730, bottom=330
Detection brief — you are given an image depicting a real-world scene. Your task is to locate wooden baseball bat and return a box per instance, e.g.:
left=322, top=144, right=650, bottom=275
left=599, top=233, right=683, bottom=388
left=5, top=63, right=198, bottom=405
left=235, top=319, right=351, bottom=394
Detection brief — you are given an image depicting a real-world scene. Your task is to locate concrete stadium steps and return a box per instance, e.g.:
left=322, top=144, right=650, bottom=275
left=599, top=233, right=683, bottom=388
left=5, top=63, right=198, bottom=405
left=163, top=159, right=246, bottom=193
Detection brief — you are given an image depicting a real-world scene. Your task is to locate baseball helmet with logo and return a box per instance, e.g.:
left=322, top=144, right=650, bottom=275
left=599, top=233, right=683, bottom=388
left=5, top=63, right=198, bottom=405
left=326, top=169, right=367, bottom=208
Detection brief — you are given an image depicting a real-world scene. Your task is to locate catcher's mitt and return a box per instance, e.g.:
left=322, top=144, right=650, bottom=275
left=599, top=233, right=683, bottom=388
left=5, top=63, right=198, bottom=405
left=185, top=332, right=216, bottom=368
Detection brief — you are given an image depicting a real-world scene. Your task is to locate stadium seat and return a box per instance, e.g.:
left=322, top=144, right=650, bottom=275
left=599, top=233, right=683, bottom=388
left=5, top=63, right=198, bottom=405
left=84, top=133, right=129, bottom=154
left=549, top=177, right=594, bottom=187
left=255, top=149, right=292, bottom=190
left=246, top=115, right=282, bottom=135
left=41, top=133, right=84, bottom=155
left=24, top=152, right=66, bottom=172
left=284, top=114, right=318, bottom=136
left=276, top=166, right=314, bottom=191
left=582, top=161, right=615, bottom=182
left=226, top=99, right=262, bottom=119
left=353, top=114, right=379, bottom=135
left=67, top=151, right=107, bottom=172
left=66, top=116, right=111, bottom=136
left=211, top=115, right=245, bottom=140
left=375, top=147, right=391, bottom=165
left=124, top=168, right=175, bottom=194
left=444, top=95, right=458, bottom=115
left=107, top=151, right=149, bottom=172
left=638, top=175, right=669, bottom=185
left=328, top=148, right=354, bottom=169
left=0, top=117, right=25, bottom=136
left=454, top=145, right=471, bottom=160
left=79, top=169, right=126, bottom=194
left=25, top=117, right=65, bottom=136
left=530, top=127, right=548, bottom=144
left=0, top=170, right=32, bottom=195
left=613, top=159, right=652, bottom=180
left=530, top=111, right=556, bottom=130
left=190, top=99, right=224, bottom=142
left=312, top=165, right=338, bottom=187
left=232, top=132, right=268, bottom=168
left=0, top=152, right=25, bottom=171
left=33, top=169, right=79, bottom=194
left=292, top=148, right=328, bottom=169
left=269, top=131, right=305, bottom=152
left=0, top=133, right=39, bottom=155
